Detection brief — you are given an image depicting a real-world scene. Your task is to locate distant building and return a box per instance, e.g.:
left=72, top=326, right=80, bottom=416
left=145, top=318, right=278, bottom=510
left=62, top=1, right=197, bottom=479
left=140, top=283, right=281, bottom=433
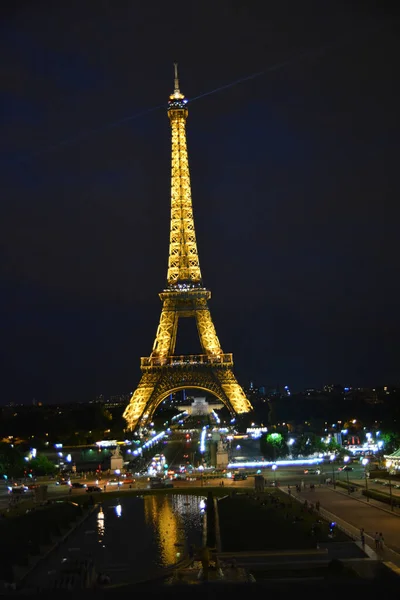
left=177, top=397, right=223, bottom=416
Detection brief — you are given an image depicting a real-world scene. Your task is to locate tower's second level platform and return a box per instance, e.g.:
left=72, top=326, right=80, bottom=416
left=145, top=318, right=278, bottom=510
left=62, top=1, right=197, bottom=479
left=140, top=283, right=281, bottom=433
left=141, top=353, right=233, bottom=370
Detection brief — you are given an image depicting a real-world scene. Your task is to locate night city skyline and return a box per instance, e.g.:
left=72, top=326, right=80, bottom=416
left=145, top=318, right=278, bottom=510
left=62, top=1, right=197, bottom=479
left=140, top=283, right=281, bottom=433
left=1, top=2, right=399, bottom=405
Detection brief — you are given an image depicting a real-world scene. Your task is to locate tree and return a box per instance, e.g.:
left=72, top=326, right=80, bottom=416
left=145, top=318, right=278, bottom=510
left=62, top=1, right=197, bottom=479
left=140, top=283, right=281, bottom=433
left=292, top=433, right=325, bottom=458
left=326, top=439, right=341, bottom=453
left=29, top=455, right=58, bottom=476
left=0, top=443, right=25, bottom=477
left=260, top=433, right=288, bottom=461
left=380, top=432, right=400, bottom=454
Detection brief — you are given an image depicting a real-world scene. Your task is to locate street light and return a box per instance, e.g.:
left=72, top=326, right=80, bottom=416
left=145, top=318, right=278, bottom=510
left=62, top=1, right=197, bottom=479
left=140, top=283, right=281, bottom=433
left=389, top=475, right=394, bottom=512
left=115, top=468, right=121, bottom=488
left=272, top=464, right=277, bottom=487
left=362, top=458, right=369, bottom=502
left=346, top=469, right=350, bottom=494
left=331, top=462, right=336, bottom=489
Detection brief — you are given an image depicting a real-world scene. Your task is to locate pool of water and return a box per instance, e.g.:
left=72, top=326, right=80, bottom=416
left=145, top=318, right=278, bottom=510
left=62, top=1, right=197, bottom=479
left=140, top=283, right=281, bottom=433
left=29, top=494, right=205, bottom=588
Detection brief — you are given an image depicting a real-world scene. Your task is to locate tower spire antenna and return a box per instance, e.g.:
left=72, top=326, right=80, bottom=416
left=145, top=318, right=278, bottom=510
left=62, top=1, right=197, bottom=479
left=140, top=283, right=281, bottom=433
left=174, top=62, right=180, bottom=94
left=170, top=63, right=184, bottom=101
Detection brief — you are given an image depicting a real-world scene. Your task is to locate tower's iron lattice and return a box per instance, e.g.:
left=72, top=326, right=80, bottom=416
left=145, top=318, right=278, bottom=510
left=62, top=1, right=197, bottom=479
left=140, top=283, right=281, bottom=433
left=123, top=65, right=253, bottom=430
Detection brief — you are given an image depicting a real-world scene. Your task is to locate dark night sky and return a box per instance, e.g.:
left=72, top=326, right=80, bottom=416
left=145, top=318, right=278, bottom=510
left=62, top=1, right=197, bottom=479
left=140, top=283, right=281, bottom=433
left=1, top=1, right=399, bottom=404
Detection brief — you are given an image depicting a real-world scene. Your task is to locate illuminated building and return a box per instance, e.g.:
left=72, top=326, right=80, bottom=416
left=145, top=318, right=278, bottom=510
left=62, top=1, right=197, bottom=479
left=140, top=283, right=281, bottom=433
left=123, top=65, right=252, bottom=431
left=385, top=449, right=400, bottom=474
left=177, top=397, right=223, bottom=416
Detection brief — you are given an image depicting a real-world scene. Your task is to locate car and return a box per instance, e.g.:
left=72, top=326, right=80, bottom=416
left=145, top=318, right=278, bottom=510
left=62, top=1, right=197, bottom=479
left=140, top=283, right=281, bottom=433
left=86, top=486, right=102, bottom=493
left=304, top=469, right=321, bottom=475
left=71, top=482, right=87, bottom=489
left=149, top=477, right=173, bottom=489
left=56, top=479, right=71, bottom=486
left=107, top=476, right=134, bottom=486
left=120, top=476, right=135, bottom=484
left=342, top=466, right=353, bottom=472
left=9, top=485, right=29, bottom=495
left=233, top=473, right=247, bottom=481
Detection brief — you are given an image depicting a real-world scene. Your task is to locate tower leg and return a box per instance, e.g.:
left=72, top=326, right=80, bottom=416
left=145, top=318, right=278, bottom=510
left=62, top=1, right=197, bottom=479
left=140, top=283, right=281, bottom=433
left=213, top=369, right=253, bottom=414
left=123, top=372, right=161, bottom=430
left=195, top=306, right=223, bottom=355
left=151, top=305, right=178, bottom=358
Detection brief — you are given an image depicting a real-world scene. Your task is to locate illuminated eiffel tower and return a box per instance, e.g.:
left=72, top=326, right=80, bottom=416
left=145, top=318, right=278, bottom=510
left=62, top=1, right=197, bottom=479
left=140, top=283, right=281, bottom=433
left=123, top=65, right=253, bottom=431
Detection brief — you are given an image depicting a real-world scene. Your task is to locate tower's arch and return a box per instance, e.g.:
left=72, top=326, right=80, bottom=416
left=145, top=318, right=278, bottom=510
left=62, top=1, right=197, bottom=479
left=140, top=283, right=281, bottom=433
left=140, top=384, right=231, bottom=427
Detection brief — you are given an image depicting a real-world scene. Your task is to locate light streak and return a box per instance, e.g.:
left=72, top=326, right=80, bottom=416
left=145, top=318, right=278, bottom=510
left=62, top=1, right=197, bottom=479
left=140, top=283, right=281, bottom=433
left=200, top=427, right=206, bottom=453
left=228, top=458, right=324, bottom=469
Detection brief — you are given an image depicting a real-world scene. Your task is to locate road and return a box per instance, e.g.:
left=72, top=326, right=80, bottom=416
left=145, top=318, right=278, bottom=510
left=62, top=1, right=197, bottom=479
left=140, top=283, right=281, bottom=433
left=3, top=458, right=397, bottom=511
left=0, top=480, right=72, bottom=510
left=288, top=484, right=400, bottom=556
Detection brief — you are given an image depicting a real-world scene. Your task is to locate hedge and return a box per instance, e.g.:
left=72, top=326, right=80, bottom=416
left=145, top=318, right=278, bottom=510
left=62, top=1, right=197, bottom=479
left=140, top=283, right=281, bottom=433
left=335, top=480, right=359, bottom=492
left=361, top=488, right=399, bottom=507
left=369, top=470, right=400, bottom=481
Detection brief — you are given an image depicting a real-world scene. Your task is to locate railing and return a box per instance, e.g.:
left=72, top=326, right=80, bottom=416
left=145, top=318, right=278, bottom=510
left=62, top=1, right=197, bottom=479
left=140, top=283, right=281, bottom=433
left=141, top=353, right=233, bottom=368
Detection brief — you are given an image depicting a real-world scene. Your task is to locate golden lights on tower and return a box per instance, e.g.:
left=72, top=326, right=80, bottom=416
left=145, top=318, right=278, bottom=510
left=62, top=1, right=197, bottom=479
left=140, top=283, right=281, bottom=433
left=123, top=65, right=253, bottom=431
left=167, top=63, right=201, bottom=286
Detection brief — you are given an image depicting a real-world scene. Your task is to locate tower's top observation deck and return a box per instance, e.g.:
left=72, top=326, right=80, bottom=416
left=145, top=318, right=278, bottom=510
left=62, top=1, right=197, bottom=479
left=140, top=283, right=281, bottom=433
left=168, top=62, right=188, bottom=110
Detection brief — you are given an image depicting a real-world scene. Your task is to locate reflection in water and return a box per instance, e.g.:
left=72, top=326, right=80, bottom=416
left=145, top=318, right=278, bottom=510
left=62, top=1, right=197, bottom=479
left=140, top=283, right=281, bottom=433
left=97, top=506, right=105, bottom=545
left=35, top=495, right=204, bottom=589
left=144, top=495, right=178, bottom=565
left=143, top=494, right=158, bottom=526
left=143, top=494, right=205, bottom=567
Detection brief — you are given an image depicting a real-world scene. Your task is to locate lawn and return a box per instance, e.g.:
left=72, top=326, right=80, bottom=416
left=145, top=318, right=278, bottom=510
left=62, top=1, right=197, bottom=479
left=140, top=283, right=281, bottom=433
left=217, top=490, right=349, bottom=552
left=0, top=501, right=85, bottom=567
left=250, top=564, right=359, bottom=580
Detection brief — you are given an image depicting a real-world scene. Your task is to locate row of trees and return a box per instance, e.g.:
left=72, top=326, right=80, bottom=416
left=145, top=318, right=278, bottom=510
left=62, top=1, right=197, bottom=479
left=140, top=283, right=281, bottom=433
left=0, top=405, right=124, bottom=445
left=254, top=391, right=400, bottom=436
left=259, top=433, right=342, bottom=461
left=0, top=443, right=57, bottom=478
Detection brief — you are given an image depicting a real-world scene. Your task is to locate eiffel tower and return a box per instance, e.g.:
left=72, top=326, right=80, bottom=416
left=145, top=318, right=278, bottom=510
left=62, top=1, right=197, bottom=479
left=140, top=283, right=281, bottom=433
left=123, top=65, right=253, bottom=431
